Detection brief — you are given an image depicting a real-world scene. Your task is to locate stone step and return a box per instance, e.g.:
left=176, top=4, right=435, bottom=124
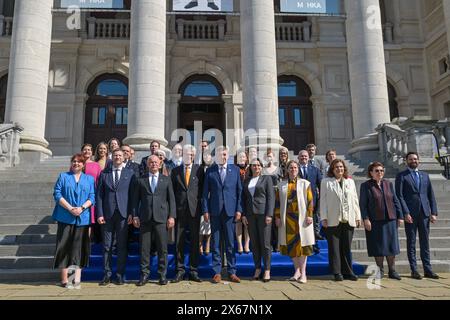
left=0, top=234, right=56, bottom=245
left=351, top=237, right=450, bottom=250
left=0, top=224, right=57, bottom=235
left=352, top=248, right=450, bottom=261
left=0, top=201, right=54, bottom=209
left=0, top=268, right=59, bottom=282
left=0, top=244, right=55, bottom=256
left=0, top=215, right=54, bottom=225
left=0, top=194, right=54, bottom=202
left=356, top=260, right=450, bottom=274
left=354, top=227, right=450, bottom=238
left=0, top=209, right=54, bottom=216
left=0, top=256, right=54, bottom=269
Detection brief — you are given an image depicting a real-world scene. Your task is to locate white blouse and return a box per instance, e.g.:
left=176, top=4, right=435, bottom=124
left=248, top=176, right=260, bottom=197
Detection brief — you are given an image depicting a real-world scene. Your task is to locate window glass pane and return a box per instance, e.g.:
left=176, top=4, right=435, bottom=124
left=116, top=107, right=123, bottom=125
left=123, top=108, right=128, bottom=125
left=294, top=108, right=301, bottom=126
left=279, top=109, right=286, bottom=126
left=278, top=80, right=297, bottom=97
left=183, top=81, right=220, bottom=97
left=99, top=107, right=106, bottom=125
left=92, top=107, right=98, bottom=125
left=96, top=79, right=128, bottom=96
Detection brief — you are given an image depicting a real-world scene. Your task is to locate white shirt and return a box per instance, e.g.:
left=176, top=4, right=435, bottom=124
left=148, top=171, right=160, bottom=189
left=248, top=176, right=260, bottom=197
left=112, top=163, right=125, bottom=184
left=184, top=163, right=193, bottom=175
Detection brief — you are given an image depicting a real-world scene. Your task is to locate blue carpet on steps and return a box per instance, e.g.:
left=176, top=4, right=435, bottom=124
left=81, top=240, right=366, bottom=281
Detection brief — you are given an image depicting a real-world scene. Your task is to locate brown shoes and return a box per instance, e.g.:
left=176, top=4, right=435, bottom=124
left=229, top=274, right=241, bottom=283
left=212, top=274, right=222, bottom=284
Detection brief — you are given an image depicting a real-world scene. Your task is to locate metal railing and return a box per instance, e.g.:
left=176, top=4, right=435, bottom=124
left=439, top=155, right=450, bottom=179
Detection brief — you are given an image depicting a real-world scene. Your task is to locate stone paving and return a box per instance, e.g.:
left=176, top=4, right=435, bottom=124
left=1, top=274, right=450, bottom=300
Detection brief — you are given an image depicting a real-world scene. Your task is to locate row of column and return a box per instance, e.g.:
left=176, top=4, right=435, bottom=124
left=5, top=0, right=393, bottom=156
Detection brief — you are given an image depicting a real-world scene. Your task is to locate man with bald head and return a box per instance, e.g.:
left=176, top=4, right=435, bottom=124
left=132, top=155, right=176, bottom=286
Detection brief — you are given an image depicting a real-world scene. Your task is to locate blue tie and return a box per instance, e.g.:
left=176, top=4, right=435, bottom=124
left=413, top=171, right=420, bottom=189
left=151, top=175, right=157, bottom=193
left=220, top=166, right=226, bottom=184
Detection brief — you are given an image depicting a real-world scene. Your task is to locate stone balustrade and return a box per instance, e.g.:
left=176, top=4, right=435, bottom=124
left=176, top=19, right=226, bottom=40
left=0, top=123, right=23, bottom=170
left=377, top=122, right=408, bottom=169
left=87, top=17, right=130, bottom=39
left=275, top=22, right=312, bottom=42
left=0, top=16, right=13, bottom=37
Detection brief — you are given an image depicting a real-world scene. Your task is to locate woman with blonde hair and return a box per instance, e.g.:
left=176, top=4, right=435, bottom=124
left=94, top=142, right=110, bottom=170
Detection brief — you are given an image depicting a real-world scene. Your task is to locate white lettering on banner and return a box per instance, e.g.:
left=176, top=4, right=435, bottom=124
left=281, top=0, right=327, bottom=14
left=60, top=0, right=117, bottom=9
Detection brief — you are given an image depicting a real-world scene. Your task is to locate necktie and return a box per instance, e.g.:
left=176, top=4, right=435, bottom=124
left=302, top=166, right=307, bottom=179
left=413, top=171, right=420, bottom=189
left=220, top=166, right=226, bottom=183
left=185, top=166, right=191, bottom=187
left=151, top=174, right=157, bottom=193
left=114, top=169, right=120, bottom=190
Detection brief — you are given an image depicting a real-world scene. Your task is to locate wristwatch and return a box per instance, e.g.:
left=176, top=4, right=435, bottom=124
left=81, top=205, right=86, bottom=211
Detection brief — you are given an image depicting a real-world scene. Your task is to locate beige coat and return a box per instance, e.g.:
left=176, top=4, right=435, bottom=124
left=319, top=177, right=361, bottom=227
left=277, top=179, right=315, bottom=247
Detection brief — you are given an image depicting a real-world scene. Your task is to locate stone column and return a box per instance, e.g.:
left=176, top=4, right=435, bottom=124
left=124, top=0, right=168, bottom=151
left=240, top=0, right=282, bottom=151
left=5, top=0, right=54, bottom=157
left=345, top=0, right=391, bottom=160
left=443, top=0, right=450, bottom=56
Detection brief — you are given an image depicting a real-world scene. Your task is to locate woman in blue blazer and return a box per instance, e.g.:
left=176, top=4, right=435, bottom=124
left=360, top=162, right=403, bottom=280
left=53, top=153, right=95, bottom=289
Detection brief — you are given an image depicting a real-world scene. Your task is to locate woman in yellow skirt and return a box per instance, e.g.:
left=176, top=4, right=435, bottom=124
left=275, top=160, right=315, bottom=283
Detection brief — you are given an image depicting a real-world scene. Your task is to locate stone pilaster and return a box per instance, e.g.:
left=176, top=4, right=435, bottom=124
left=124, top=0, right=168, bottom=151
left=4, top=0, right=54, bottom=157
left=240, top=0, right=282, bottom=151
left=345, top=0, right=391, bottom=161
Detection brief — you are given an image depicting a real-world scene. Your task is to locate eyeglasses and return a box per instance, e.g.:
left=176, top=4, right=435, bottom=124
left=374, top=169, right=385, bottom=173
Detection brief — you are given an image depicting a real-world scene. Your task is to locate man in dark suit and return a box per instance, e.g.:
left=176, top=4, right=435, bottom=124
left=298, top=150, right=323, bottom=249
left=395, top=151, right=439, bottom=280
left=139, top=140, right=161, bottom=176
left=171, top=145, right=204, bottom=283
left=202, top=146, right=243, bottom=284
left=132, top=155, right=176, bottom=286
left=121, top=144, right=140, bottom=177
left=96, top=149, right=136, bottom=285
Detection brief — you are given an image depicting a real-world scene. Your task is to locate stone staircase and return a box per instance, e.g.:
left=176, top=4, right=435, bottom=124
left=0, top=156, right=449, bottom=282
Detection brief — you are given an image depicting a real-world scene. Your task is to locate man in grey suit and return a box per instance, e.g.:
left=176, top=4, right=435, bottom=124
left=132, top=155, right=176, bottom=286
left=96, top=149, right=136, bottom=285
left=306, top=144, right=327, bottom=174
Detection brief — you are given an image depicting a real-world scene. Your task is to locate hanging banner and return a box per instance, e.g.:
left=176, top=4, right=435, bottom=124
left=173, top=0, right=233, bottom=12
left=60, top=0, right=123, bottom=9
left=280, top=0, right=341, bottom=15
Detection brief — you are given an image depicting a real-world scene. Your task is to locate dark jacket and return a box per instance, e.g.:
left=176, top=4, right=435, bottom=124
left=242, top=175, right=275, bottom=217
left=132, top=173, right=176, bottom=223
left=171, top=164, right=204, bottom=219
left=395, top=169, right=438, bottom=218
left=359, top=179, right=403, bottom=221
left=298, top=164, right=322, bottom=207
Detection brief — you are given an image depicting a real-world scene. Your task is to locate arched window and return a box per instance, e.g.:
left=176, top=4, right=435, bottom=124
left=278, top=75, right=314, bottom=151
left=0, top=74, right=7, bottom=124
left=85, top=74, right=128, bottom=147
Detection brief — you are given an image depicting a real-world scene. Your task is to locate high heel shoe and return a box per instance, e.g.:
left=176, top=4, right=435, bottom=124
left=263, top=271, right=271, bottom=283
left=253, top=269, right=262, bottom=280
left=289, top=274, right=301, bottom=282
left=298, top=276, right=307, bottom=284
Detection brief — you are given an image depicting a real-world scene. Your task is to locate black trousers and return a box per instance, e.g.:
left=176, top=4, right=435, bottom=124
left=102, top=210, right=128, bottom=277
left=139, top=220, right=168, bottom=278
left=325, top=222, right=355, bottom=276
left=247, top=215, right=272, bottom=270
left=176, top=213, right=201, bottom=274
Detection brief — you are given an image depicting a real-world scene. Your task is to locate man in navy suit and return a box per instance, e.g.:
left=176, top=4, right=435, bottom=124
left=395, top=151, right=439, bottom=280
left=121, top=144, right=140, bottom=177
left=202, top=146, right=243, bottom=283
left=298, top=150, right=323, bottom=252
left=96, top=149, right=136, bottom=285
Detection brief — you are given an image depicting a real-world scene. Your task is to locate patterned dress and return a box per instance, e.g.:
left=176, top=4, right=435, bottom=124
left=275, top=178, right=314, bottom=257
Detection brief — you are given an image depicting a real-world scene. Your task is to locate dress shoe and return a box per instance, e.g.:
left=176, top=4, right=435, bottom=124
left=411, top=271, right=423, bottom=280
left=263, top=278, right=271, bottom=283
left=115, top=275, right=125, bottom=285
left=172, top=272, right=185, bottom=283
left=189, top=273, right=202, bottom=282
left=159, top=276, right=168, bottom=285
left=334, top=274, right=344, bottom=282
left=184, top=1, right=198, bottom=9
left=343, top=274, right=358, bottom=281
left=99, top=276, right=111, bottom=286
left=208, top=2, right=219, bottom=10
left=424, top=272, right=439, bottom=279
left=212, top=274, right=222, bottom=284
left=388, top=271, right=402, bottom=280
left=136, top=276, right=148, bottom=286
left=229, top=274, right=241, bottom=283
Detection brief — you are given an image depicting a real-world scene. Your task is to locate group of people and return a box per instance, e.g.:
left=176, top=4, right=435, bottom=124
left=51, top=137, right=440, bottom=289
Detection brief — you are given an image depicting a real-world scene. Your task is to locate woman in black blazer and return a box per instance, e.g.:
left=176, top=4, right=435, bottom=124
left=359, top=162, right=404, bottom=280
left=242, top=158, right=275, bottom=282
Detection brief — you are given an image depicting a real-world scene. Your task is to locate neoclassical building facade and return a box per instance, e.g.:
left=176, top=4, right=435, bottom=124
left=0, top=0, right=449, bottom=157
